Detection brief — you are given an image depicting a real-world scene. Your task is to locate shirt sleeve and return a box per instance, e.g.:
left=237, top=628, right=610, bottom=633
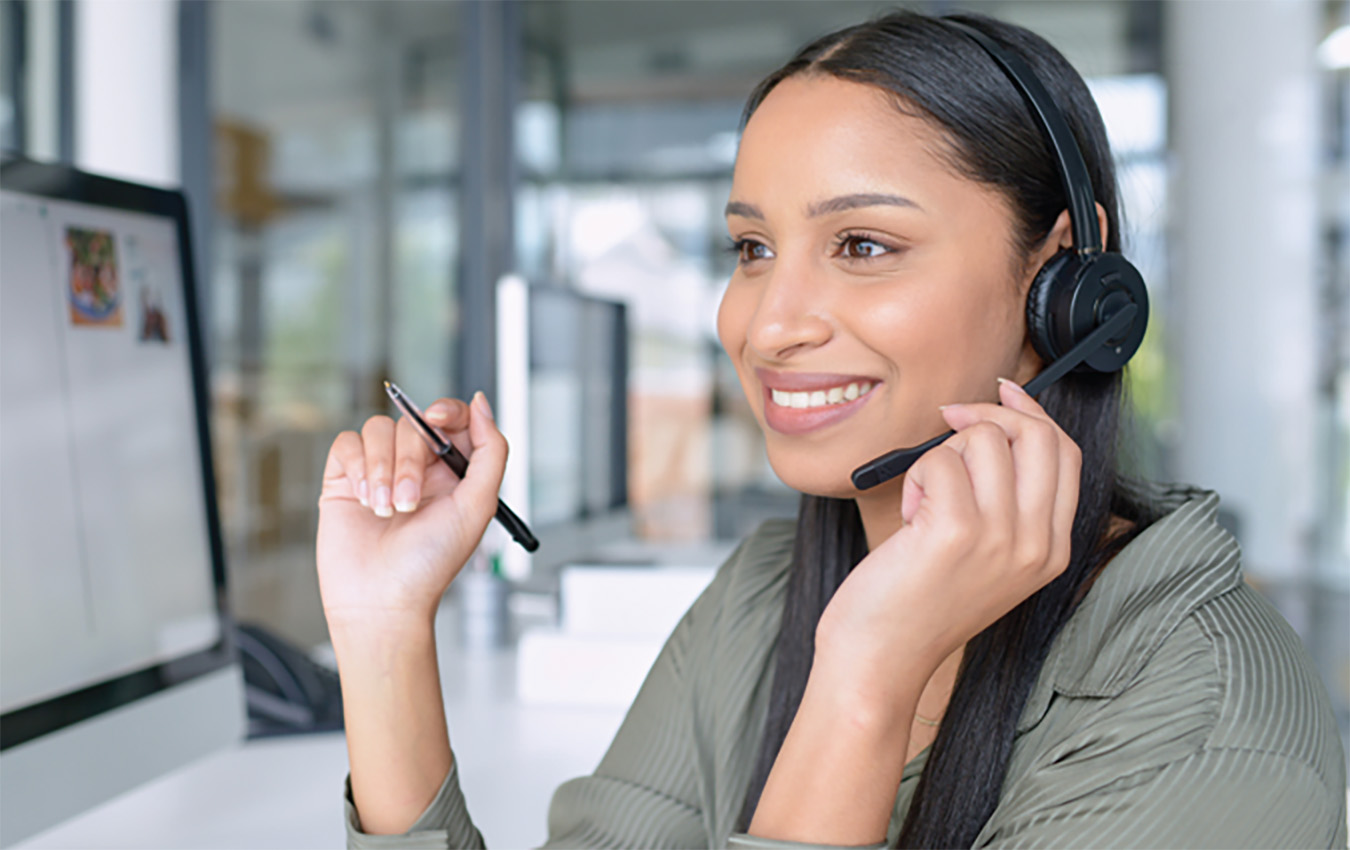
left=344, top=760, right=485, bottom=850
left=978, top=747, right=1347, bottom=849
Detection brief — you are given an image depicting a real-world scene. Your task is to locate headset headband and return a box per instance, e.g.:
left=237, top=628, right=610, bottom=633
left=943, top=19, right=1102, bottom=254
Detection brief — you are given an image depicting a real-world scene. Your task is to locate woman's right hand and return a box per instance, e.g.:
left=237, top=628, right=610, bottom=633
left=315, top=391, right=507, bottom=631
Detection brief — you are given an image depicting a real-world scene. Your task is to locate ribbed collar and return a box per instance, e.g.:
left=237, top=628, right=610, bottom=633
left=1016, top=478, right=1244, bottom=734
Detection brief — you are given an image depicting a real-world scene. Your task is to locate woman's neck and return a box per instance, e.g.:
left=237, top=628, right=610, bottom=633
left=854, top=477, right=907, bottom=552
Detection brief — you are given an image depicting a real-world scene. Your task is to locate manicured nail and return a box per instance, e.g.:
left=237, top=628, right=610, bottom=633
left=474, top=391, right=494, bottom=421
left=358, top=479, right=369, bottom=507
left=373, top=485, right=393, bottom=518
left=394, top=479, right=419, bottom=512
left=427, top=404, right=449, bottom=420
left=997, top=377, right=1027, bottom=395
left=939, top=403, right=963, bottom=412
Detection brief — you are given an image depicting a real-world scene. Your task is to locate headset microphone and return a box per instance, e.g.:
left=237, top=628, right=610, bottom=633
left=851, top=302, right=1136, bottom=490
left=850, top=19, right=1149, bottom=492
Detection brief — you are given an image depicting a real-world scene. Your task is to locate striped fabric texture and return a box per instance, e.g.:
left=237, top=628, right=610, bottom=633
left=346, top=479, right=1348, bottom=849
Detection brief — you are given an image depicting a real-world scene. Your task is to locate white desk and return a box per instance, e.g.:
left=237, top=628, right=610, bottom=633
left=18, top=646, right=628, bottom=849
left=14, top=542, right=741, bottom=849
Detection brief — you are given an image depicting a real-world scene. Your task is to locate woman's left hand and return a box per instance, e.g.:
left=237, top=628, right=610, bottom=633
left=816, top=377, right=1082, bottom=710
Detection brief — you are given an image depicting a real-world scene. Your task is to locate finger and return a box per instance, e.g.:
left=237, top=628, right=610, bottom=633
left=900, top=442, right=978, bottom=541
left=361, top=415, right=397, bottom=518
left=997, top=376, right=1055, bottom=423
left=999, top=380, right=1080, bottom=558
left=942, top=401, right=1063, bottom=567
left=1048, top=436, right=1082, bottom=576
left=448, top=392, right=509, bottom=530
left=321, top=430, right=367, bottom=505
left=393, top=415, right=431, bottom=513
left=423, top=397, right=475, bottom=460
left=940, top=419, right=1017, bottom=537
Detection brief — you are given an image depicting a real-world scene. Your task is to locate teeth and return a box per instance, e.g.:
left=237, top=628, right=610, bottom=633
left=770, top=381, right=875, bottom=410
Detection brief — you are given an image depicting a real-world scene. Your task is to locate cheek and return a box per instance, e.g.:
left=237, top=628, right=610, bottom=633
left=715, top=285, right=757, bottom=405
left=715, top=283, right=750, bottom=361
left=850, top=285, right=968, bottom=367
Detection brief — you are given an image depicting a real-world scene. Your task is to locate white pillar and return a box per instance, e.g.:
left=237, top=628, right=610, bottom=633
left=75, top=0, right=178, bottom=186
left=1165, top=0, right=1321, bottom=581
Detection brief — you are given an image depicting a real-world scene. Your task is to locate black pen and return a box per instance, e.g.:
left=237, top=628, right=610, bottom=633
left=384, top=380, right=539, bottom=553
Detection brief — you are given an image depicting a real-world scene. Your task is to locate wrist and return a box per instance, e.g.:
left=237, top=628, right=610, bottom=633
left=805, top=646, right=925, bottom=735
left=326, top=608, right=438, bottom=668
left=814, top=607, right=950, bottom=690
left=325, top=603, right=437, bottom=639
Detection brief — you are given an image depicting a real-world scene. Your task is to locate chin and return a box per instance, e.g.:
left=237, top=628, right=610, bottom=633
left=764, top=445, right=873, bottom=501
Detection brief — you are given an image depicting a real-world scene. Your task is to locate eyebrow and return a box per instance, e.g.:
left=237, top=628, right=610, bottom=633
left=724, top=193, right=922, bottom=221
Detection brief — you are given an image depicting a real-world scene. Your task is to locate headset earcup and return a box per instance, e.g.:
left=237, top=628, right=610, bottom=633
left=1025, top=249, right=1149, bottom=374
left=1079, top=253, right=1149, bottom=372
left=1025, top=248, right=1078, bottom=364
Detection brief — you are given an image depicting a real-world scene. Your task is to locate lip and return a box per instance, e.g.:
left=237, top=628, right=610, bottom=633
left=754, top=367, right=882, bottom=436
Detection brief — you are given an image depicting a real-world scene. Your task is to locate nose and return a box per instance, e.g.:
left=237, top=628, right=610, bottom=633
left=745, top=259, right=834, bottom=361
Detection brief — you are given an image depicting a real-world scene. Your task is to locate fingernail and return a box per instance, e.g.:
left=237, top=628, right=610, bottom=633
left=938, top=403, right=963, bottom=412
left=474, top=391, right=494, bottom=421
left=394, top=479, right=419, bottom=512
left=358, top=479, right=369, bottom=507
left=373, top=485, right=393, bottom=518
left=997, top=377, right=1027, bottom=395
left=427, top=404, right=449, bottom=420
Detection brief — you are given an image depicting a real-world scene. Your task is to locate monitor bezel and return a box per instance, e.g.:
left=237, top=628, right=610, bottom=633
left=0, top=155, right=236, bottom=751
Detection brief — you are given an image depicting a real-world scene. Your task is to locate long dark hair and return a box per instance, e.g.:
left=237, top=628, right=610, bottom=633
left=733, top=11, right=1164, bottom=847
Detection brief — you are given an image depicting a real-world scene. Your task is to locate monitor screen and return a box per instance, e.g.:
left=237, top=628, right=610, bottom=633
left=528, top=288, right=628, bottom=526
left=0, top=159, right=239, bottom=845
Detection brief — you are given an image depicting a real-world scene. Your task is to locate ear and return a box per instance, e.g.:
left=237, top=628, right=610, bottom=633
left=1047, top=202, right=1110, bottom=253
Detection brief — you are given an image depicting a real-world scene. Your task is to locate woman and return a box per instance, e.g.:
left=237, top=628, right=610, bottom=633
left=318, top=10, right=1346, bottom=849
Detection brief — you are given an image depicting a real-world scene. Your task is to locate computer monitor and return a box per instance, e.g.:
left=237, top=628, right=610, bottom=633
left=497, top=275, right=630, bottom=581
left=0, top=157, right=243, bottom=846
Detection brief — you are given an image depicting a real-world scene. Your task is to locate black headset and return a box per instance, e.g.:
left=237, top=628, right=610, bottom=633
left=850, top=19, right=1150, bottom=491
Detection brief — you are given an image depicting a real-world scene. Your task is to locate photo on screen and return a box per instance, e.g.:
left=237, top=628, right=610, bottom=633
left=65, top=227, right=122, bottom=328
left=137, top=284, right=170, bottom=343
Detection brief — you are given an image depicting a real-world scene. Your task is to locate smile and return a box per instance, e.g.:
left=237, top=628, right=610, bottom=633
left=769, top=381, right=875, bottom=410
left=755, top=368, right=882, bottom=436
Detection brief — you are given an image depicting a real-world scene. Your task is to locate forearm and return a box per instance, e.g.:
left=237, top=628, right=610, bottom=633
left=330, top=614, right=453, bottom=835
left=747, top=655, right=920, bottom=846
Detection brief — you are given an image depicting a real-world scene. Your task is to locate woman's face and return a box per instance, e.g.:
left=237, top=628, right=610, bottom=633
left=717, top=74, right=1048, bottom=499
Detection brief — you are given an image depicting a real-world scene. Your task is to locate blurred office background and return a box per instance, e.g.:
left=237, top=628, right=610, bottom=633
left=2, top=0, right=1347, bottom=782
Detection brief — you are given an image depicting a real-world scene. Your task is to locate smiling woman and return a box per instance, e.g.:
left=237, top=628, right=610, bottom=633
left=323, top=9, right=1347, bottom=850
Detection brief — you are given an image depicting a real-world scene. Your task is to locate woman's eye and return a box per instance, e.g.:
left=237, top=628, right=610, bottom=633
left=731, top=238, right=774, bottom=264
left=837, top=234, right=893, bottom=259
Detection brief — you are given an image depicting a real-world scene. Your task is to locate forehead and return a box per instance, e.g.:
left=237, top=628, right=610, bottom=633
left=731, top=74, right=966, bottom=214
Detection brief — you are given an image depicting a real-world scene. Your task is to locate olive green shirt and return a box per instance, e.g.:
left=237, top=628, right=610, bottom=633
left=345, top=479, right=1348, bottom=848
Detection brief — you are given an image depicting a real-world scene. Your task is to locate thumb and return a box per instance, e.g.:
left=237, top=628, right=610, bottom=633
left=452, top=392, right=508, bottom=515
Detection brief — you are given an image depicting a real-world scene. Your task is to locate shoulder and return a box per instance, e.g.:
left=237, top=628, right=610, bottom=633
left=1019, top=478, right=1241, bottom=732
left=1188, top=582, right=1345, bottom=790
left=1011, top=478, right=1345, bottom=811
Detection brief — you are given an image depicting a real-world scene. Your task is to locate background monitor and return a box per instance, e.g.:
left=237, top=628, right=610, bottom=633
left=497, top=275, right=630, bottom=581
left=0, top=157, right=243, bottom=847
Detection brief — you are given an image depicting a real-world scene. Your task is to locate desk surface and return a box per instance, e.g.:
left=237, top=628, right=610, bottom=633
left=18, top=645, right=627, bottom=849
